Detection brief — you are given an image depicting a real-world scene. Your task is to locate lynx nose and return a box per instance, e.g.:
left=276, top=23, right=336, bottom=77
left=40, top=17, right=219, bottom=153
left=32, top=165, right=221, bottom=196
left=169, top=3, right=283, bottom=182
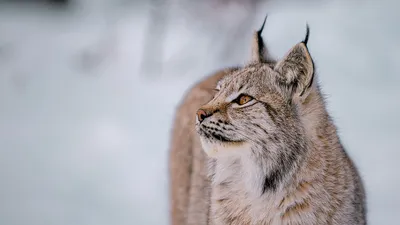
left=196, top=109, right=211, bottom=123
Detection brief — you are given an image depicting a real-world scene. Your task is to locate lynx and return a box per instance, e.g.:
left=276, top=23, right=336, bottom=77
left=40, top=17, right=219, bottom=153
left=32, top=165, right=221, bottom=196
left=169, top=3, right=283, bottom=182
left=169, top=16, right=366, bottom=225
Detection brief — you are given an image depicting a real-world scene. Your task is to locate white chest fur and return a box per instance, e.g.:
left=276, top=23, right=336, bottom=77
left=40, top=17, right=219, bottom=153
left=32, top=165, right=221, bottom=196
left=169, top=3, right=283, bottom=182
left=210, top=155, right=315, bottom=225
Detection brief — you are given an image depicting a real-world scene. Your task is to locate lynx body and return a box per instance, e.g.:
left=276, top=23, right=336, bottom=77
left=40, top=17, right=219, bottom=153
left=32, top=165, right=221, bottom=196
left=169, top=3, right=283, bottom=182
left=169, top=17, right=366, bottom=225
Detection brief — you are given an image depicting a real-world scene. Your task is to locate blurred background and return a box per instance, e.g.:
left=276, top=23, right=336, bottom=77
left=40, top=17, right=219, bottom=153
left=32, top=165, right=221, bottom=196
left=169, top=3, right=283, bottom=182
left=0, top=0, right=399, bottom=224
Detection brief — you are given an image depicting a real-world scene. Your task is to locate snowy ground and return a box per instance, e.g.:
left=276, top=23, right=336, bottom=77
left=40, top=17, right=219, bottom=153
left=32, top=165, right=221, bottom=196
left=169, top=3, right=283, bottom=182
left=0, top=0, right=399, bottom=224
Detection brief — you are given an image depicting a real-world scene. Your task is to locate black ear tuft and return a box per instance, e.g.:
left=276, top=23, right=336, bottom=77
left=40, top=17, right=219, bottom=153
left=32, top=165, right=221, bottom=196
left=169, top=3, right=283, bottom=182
left=251, top=14, right=276, bottom=64
left=257, top=14, right=268, bottom=37
left=302, top=23, right=310, bottom=45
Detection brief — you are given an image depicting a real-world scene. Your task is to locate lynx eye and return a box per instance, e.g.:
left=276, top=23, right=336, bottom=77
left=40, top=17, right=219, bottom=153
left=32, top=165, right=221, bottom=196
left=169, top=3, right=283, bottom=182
left=234, top=94, right=253, bottom=105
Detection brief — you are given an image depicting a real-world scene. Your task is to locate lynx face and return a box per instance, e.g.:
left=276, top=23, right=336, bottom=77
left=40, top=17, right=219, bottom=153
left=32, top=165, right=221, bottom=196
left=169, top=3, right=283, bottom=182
left=196, top=41, right=313, bottom=160
left=196, top=65, right=301, bottom=158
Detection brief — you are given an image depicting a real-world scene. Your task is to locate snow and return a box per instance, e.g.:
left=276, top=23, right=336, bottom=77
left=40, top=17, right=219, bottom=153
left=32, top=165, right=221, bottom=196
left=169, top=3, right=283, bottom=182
left=0, top=0, right=399, bottom=224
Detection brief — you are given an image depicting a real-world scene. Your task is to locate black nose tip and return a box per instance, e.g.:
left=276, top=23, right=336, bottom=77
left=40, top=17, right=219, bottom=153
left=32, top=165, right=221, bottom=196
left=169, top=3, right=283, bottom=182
left=196, top=109, right=210, bottom=122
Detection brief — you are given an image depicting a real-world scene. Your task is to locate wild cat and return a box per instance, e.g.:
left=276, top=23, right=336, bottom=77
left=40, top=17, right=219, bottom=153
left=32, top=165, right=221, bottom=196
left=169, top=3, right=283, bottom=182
left=194, top=16, right=366, bottom=225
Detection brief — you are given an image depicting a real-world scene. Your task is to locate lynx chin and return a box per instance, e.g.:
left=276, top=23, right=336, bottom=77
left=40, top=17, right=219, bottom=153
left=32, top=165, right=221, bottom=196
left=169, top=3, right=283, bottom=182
left=170, top=15, right=366, bottom=225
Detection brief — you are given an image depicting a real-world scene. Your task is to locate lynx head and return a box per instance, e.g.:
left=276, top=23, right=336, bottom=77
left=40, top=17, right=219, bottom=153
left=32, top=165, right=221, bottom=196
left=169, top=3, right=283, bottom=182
left=196, top=17, right=316, bottom=162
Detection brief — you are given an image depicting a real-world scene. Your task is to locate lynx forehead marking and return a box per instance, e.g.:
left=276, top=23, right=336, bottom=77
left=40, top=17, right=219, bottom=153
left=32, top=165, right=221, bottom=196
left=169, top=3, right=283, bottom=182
left=226, top=91, right=245, bottom=103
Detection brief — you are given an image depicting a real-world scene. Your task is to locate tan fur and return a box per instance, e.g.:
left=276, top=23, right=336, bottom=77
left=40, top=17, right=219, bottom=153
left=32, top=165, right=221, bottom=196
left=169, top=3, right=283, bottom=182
left=169, top=67, right=239, bottom=225
left=169, top=18, right=366, bottom=225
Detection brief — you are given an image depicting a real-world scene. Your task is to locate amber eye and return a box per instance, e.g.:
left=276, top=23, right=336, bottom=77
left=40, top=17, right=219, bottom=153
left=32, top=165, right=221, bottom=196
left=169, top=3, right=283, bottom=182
left=234, top=94, right=253, bottom=105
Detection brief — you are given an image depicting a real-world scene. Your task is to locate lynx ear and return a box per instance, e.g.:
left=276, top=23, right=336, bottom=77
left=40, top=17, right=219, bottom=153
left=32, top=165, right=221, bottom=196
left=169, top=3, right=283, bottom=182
left=251, top=14, right=275, bottom=63
left=274, top=25, right=314, bottom=97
